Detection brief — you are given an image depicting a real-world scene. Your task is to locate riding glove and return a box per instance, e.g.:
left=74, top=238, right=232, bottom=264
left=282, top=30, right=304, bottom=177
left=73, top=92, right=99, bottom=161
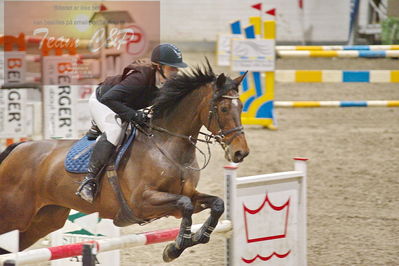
left=130, top=110, right=148, bottom=125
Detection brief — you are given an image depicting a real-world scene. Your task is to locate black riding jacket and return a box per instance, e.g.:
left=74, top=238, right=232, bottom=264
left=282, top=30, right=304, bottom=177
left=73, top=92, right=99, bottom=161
left=97, top=64, right=159, bottom=122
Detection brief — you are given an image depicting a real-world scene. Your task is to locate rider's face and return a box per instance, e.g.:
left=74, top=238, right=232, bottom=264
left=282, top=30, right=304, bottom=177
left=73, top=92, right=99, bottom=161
left=162, top=65, right=179, bottom=80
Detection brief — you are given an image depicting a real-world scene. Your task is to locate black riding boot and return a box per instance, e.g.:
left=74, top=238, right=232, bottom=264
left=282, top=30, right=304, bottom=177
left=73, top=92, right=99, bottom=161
left=76, top=134, right=115, bottom=203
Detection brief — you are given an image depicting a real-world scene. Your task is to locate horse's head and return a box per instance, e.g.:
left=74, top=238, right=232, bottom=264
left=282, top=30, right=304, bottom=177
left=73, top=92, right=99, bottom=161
left=201, top=72, right=250, bottom=163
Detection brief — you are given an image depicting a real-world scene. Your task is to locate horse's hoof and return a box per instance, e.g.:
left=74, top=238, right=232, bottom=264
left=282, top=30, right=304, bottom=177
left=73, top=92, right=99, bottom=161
left=162, top=243, right=183, bottom=262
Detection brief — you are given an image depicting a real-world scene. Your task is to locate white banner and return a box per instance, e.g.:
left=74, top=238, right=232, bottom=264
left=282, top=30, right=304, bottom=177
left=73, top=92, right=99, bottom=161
left=231, top=39, right=275, bottom=72
left=76, top=85, right=96, bottom=138
left=0, top=89, right=27, bottom=138
left=43, top=85, right=79, bottom=139
left=2, top=51, right=27, bottom=84
left=42, top=56, right=80, bottom=139
left=225, top=159, right=307, bottom=266
left=76, top=100, right=91, bottom=138
left=42, top=56, right=78, bottom=85
left=0, top=52, right=4, bottom=85
left=216, top=34, right=242, bottom=66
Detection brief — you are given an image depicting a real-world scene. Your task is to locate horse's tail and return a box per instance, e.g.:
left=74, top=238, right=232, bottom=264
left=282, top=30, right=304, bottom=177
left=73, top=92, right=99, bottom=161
left=0, top=142, right=24, bottom=165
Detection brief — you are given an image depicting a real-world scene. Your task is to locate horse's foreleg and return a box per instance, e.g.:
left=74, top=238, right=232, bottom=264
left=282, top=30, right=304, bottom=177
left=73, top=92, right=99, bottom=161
left=191, top=192, right=225, bottom=245
left=141, top=190, right=194, bottom=262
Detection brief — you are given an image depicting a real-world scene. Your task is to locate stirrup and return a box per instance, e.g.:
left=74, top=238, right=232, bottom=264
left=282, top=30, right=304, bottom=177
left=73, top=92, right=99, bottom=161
left=76, top=177, right=98, bottom=197
left=77, top=176, right=97, bottom=189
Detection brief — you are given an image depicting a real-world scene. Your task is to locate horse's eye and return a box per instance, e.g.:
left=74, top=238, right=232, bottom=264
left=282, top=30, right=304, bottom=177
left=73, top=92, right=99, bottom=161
left=221, top=106, right=228, bottom=113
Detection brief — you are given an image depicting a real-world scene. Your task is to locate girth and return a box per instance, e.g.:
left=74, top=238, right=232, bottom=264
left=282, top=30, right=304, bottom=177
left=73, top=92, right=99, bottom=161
left=106, top=164, right=147, bottom=226
left=105, top=122, right=147, bottom=227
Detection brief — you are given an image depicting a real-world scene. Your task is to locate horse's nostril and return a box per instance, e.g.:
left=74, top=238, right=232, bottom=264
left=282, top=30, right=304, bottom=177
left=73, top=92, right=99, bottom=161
left=234, top=151, right=242, bottom=158
left=234, top=150, right=248, bottom=162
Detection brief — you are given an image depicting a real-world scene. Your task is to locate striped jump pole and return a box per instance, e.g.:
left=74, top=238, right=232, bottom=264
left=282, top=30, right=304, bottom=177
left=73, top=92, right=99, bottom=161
left=277, top=50, right=399, bottom=58
left=0, top=221, right=232, bottom=265
left=274, top=101, right=399, bottom=108
left=276, top=45, right=399, bottom=51
left=275, top=70, right=399, bottom=83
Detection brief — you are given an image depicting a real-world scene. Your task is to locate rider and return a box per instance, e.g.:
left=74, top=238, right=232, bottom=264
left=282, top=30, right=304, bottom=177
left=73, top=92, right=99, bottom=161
left=76, top=43, right=188, bottom=203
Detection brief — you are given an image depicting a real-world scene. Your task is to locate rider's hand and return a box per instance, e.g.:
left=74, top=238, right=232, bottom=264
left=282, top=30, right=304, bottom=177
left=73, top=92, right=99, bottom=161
left=131, top=110, right=148, bottom=125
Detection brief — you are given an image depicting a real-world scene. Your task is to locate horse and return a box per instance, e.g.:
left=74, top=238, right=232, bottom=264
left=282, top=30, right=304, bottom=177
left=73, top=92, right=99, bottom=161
left=0, top=61, right=249, bottom=262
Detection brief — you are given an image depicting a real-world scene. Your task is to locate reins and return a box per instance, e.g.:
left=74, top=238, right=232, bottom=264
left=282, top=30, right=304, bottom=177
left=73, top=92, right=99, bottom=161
left=134, top=122, right=213, bottom=172
left=134, top=93, right=243, bottom=172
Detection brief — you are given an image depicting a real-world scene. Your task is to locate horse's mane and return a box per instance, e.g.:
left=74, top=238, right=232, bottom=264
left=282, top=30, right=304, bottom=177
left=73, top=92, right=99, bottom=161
left=152, top=58, right=216, bottom=119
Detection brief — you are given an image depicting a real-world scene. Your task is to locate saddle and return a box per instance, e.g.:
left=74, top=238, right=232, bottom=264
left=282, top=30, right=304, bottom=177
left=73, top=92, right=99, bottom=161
left=64, top=126, right=137, bottom=174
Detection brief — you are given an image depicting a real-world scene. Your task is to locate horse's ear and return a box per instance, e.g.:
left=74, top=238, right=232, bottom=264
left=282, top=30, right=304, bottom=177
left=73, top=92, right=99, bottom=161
left=233, top=71, right=248, bottom=86
left=216, top=73, right=226, bottom=89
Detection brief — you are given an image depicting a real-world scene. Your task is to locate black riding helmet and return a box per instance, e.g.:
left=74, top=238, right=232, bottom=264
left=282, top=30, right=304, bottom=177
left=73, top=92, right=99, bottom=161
left=151, top=44, right=188, bottom=68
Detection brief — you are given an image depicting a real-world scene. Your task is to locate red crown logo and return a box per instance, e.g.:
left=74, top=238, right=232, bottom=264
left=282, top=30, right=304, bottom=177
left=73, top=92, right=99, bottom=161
left=243, top=193, right=290, bottom=243
left=241, top=193, right=291, bottom=263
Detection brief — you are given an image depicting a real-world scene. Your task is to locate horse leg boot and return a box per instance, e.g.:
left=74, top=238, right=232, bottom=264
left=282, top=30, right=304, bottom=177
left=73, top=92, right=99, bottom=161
left=139, top=190, right=196, bottom=262
left=76, top=134, right=115, bottom=203
left=191, top=193, right=225, bottom=245
left=163, top=196, right=194, bottom=262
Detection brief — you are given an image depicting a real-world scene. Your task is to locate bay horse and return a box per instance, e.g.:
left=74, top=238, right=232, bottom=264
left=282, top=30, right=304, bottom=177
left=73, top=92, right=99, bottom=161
left=0, top=61, right=249, bottom=262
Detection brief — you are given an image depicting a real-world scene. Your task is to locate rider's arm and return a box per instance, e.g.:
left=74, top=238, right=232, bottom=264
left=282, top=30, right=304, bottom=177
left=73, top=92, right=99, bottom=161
left=99, top=73, right=145, bottom=122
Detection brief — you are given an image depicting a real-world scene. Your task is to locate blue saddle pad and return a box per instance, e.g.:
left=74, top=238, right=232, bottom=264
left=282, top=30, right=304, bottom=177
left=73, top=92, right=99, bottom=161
left=64, top=128, right=137, bottom=174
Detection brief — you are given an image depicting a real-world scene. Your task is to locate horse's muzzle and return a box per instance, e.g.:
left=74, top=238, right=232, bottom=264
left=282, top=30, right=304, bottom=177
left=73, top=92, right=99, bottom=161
left=232, top=150, right=249, bottom=163
left=222, top=131, right=249, bottom=163
left=224, top=146, right=249, bottom=163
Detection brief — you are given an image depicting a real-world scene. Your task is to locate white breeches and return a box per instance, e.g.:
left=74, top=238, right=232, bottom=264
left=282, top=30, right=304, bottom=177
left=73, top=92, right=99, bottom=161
left=89, top=91, right=123, bottom=146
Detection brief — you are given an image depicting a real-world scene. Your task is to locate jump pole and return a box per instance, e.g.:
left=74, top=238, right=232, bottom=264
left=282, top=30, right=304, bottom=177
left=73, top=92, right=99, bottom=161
left=277, top=50, right=399, bottom=58
left=276, top=44, right=399, bottom=51
left=274, top=100, right=399, bottom=108
left=275, top=70, right=399, bottom=83
left=0, top=221, right=232, bottom=265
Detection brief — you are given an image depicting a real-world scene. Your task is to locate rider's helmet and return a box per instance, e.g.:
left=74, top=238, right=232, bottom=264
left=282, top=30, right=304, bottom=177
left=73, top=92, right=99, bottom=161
left=151, top=43, right=188, bottom=68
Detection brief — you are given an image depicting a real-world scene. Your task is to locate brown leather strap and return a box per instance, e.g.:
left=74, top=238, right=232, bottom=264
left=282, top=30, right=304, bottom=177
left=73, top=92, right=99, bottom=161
left=106, top=166, right=146, bottom=226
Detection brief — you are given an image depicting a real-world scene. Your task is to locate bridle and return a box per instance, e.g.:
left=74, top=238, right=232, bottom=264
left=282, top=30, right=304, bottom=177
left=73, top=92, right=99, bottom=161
left=207, top=93, right=244, bottom=149
left=135, top=88, right=244, bottom=173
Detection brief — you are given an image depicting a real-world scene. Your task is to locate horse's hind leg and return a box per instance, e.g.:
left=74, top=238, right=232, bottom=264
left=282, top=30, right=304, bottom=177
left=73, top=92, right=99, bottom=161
left=141, top=190, right=195, bottom=262
left=191, top=192, right=224, bottom=245
left=19, top=205, right=70, bottom=251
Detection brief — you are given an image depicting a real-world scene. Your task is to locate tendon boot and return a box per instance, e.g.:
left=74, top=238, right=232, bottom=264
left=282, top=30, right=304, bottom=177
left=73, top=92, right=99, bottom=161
left=76, top=134, right=115, bottom=203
